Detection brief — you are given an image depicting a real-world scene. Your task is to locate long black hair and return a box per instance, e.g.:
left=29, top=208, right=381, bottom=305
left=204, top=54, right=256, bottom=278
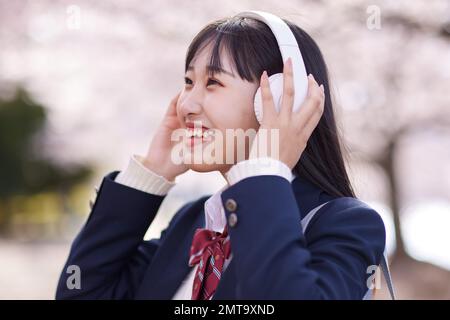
left=184, top=14, right=355, bottom=198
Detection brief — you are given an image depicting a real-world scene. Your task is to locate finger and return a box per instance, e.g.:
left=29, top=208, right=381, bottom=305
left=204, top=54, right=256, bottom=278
left=294, top=74, right=323, bottom=127
left=280, top=57, right=294, bottom=119
left=166, top=91, right=182, bottom=116
left=172, top=91, right=182, bottom=107
left=301, top=85, right=325, bottom=139
left=260, top=70, right=277, bottom=121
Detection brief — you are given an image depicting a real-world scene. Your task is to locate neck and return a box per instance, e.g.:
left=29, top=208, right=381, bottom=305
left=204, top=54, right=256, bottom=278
left=219, top=165, right=233, bottom=185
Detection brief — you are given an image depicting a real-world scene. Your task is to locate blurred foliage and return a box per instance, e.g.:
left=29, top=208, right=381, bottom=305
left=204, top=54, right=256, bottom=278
left=0, top=87, right=93, bottom=234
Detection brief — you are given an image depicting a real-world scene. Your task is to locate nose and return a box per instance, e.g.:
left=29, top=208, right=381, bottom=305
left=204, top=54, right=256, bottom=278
left=178, top=87, right=204, bottom=120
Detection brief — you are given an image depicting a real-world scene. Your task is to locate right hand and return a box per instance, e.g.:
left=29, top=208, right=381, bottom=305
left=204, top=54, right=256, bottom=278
left=249, top=58, right=324, bottom=170
left=142, top=92, right=189, bottom=182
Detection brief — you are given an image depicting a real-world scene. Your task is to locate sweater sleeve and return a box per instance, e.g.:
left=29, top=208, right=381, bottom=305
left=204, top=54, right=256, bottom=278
left=115, top=155, right=176, bottom=196
left=225, top=157, right=294, bottom=185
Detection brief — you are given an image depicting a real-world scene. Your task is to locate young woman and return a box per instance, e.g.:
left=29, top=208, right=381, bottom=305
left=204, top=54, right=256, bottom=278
left=56, top=12, right=386, bottom=300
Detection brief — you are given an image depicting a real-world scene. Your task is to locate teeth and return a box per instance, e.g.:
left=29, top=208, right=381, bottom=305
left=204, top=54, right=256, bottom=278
left=186, top=128, right=215, bottom=139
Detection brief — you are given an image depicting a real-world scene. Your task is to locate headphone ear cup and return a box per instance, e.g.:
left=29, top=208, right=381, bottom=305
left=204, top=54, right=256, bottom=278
left=254, top=73, right=284, bottom=124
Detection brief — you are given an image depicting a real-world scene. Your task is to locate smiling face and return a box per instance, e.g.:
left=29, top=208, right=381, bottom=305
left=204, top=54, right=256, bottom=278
left=176, top=42, right=260, bottom=175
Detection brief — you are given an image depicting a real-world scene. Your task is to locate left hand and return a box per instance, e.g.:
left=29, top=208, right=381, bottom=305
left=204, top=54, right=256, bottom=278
left=249, top=58, right=325, bottom=170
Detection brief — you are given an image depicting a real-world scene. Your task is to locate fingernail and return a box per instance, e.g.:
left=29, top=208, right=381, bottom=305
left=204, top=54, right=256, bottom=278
left=264, top=71, right=270, bottom=81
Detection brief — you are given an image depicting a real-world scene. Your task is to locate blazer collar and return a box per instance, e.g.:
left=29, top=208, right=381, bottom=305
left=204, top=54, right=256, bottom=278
left=291, top=175, right=336, bottom=220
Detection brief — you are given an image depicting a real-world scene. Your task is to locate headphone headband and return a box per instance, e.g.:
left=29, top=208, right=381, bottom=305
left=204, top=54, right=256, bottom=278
left=235, top=11, right=299, bottom=48
left=234, top=10, right=309, bottom=123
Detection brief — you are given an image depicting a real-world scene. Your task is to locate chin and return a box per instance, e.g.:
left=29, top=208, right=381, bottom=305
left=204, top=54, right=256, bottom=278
left=188, top=163, right=232, bottom=174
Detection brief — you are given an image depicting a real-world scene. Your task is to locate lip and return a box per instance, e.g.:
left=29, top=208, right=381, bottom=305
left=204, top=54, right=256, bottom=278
left=188, top=136, right=206, bottom=148
left=184, top=122, right=214, bottom=148
left=185, top=122, right=210, bottom=130
left=186, top=134, right=213, bottom=148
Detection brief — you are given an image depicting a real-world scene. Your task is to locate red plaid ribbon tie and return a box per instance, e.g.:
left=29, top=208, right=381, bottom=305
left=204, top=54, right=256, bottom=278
left=188, top=225, right=231, bottom=300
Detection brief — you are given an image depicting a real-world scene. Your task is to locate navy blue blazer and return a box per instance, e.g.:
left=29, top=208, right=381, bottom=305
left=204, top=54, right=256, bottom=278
left=55, top=171, right=386, bottom=300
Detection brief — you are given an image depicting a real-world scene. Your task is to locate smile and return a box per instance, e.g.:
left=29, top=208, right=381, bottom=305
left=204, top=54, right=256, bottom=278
left=185, top=128, right=215, bottom=139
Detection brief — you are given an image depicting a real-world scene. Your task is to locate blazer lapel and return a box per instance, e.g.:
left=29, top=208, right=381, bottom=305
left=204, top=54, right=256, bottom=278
left=135, top=198, right=207, bottom=299
left=212, top=255, right=237, bottom=299
left=135, top=195, right=239, bottom=300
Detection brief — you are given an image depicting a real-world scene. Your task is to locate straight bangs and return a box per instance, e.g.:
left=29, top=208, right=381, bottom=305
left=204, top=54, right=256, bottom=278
left=184, top=17, right=283, bottom=83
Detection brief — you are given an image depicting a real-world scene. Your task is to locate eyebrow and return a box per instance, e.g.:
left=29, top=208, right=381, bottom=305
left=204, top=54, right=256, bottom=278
left=187, top=65, right=235, bottom=78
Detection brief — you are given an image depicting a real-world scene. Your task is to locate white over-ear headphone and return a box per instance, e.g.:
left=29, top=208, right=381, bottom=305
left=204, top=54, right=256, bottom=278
left=235, top=11, right=309, bottom=124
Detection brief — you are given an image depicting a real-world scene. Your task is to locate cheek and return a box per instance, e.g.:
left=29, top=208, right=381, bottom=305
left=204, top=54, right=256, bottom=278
left=218, top=92, right=258, bottom=129
left=235, top=98, right=259, bottom=131
left=210, top=105, right=255, bottom=131
left=240, top=85, right=259, bottom=127
left=204, top=83, right=259, bottom=133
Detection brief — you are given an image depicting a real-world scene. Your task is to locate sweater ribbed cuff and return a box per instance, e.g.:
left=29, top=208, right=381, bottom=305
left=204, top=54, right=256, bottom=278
left=225, top=157, right=293, bottom=186
left=115, top=154, right=176, bottom=196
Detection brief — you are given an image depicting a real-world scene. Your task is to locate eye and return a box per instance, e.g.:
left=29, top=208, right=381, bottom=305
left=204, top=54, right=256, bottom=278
left=183, top=76, right=222, bottom=88
left=207, top=78, right=222, bottom=87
